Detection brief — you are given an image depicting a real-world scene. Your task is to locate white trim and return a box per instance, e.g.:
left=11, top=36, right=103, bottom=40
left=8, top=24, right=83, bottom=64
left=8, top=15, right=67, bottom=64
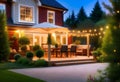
left=47, top=10, right=55, bottom=24
left=0, top=3, right=5, bottom=10
left=12, top=0, right=16, bottom=2
left=18, top=4, right=35, bottom=23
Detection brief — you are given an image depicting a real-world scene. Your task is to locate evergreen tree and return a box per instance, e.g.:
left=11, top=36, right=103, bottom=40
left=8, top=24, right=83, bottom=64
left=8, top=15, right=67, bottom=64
left=0, top=11, right=10, bottom=61
left=64, top=11, right=77, bottom=29
left=102, top=0, right=120, bottom=60
left=70, top=11, right=77, bottom=29
left=77, top=6, right=87, bottom=23
left=90, top=1, right=104, bottom=23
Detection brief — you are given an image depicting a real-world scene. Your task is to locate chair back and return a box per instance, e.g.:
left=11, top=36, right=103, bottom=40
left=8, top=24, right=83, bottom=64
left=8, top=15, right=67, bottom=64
left=61, top=45, right=68, bottom=52
left=70, top=45, right=77, bottom=52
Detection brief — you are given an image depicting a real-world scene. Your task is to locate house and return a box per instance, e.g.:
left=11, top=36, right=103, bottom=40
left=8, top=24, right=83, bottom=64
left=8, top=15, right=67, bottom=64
left=0, top=0, right=70, bottom=47
left=0, top=0, right=91, bottom=57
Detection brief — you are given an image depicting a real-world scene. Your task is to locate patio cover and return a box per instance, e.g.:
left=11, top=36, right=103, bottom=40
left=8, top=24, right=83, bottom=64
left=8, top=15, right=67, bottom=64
left=32, top=22, right=70, bottom=33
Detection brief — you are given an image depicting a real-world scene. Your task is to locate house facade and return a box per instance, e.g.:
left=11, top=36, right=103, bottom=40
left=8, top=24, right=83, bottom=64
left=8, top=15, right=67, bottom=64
left=0, top=0, right=71, bottom=48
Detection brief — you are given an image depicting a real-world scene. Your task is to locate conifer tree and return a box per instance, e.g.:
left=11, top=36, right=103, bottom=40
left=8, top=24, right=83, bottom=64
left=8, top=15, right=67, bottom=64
left=0, top=11, right=10, bottom=61
left=77, top=6, right=87, bottom=23
left=102, top=0, right=120, bottom=59
left=90, top=1, right=104, bottom=23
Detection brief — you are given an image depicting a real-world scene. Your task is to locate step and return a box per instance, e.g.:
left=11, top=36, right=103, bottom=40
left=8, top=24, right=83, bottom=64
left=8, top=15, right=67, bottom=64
left=51, top=59, right=96, bottom=66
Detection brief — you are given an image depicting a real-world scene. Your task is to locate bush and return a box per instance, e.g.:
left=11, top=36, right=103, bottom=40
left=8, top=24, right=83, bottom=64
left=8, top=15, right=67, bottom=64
left=35, top=49, right=44, bottom=59
left=17, top=57, right=30, bottom=65
left=21, top=45, right=27, bottom=52
left=18, top=36, right=30, bottom=46
left=26, top=51, right=34, bottom=59
left=14, top=54, right=21, bottom=61
left=33, top=45, right=41, bottom=52
left=107, top=64, right=120, bottom=82
left=34, top=59, right=48, bottom=67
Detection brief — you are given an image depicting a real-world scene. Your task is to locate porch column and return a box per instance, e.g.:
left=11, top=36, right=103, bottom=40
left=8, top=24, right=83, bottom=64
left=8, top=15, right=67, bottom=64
left=87, top=34, right=90, bottom=57
left=66, top=33, right=68, bottom=45
left=60, top=35, right=62, bottom=44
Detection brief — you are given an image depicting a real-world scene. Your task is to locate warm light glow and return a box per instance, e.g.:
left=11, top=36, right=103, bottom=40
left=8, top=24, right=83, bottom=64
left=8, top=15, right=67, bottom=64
left=15, top=30, right=20, bottom=33
left=78, top=31, right=80, bottom=33
left=89, top=30, right=92, bottom=32
left=114, top=49, right=116, bottom=53
left=117, top=10, right=120, bottom=13
left=99, top=32, right=101, bottom=35
left=72, top=30, right=75, bottom=32
left=94, top=29, right=96, bottom=32
left=100, top=28, right=103, bottom=31
left=106, top=25, right=109, bottom=29
left=103, top=32, right=105, bottom=34
left=99, top=36, right=102, bottom=39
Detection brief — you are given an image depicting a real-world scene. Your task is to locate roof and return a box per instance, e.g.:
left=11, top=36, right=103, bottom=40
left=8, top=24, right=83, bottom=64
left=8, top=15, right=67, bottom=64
left=32, top=22, right=63, bottom=28
left=40, top=0, right=68, bottom=11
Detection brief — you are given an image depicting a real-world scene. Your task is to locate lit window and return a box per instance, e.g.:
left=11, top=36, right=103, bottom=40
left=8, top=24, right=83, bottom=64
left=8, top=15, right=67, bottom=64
left=47, top=11, right=55, bottom=24
left=20, top=5, right=34, bottom=23
left=0, top=3, right=5, bottom=11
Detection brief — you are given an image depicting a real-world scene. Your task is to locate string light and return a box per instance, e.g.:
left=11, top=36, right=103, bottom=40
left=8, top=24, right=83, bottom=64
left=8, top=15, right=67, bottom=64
left=100, top=28, right=103, bottom=31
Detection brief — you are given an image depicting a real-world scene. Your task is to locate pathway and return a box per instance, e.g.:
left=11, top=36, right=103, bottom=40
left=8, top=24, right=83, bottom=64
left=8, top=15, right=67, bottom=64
left=10, top=63, right=108, bottom=82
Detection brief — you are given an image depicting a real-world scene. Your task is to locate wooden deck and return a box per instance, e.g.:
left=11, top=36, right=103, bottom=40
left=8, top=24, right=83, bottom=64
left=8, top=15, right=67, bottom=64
left=33, top=55, right=94, bottom=62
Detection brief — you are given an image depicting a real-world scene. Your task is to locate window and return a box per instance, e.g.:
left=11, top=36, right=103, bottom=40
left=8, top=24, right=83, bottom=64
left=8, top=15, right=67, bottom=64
left=47, top=11, right=55, bottom=24
left=19, top=5, right=34, bottom=23
left=0, top=3, right=5, bottom=11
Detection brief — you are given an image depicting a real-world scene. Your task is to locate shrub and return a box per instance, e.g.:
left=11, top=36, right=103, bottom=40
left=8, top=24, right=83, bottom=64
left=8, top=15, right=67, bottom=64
left=35, top=49, right=44, bottom=59
left=32, top=45, right=41, bottom=52
left=26, top=51, right=34, bottom=61
left=21, top=45, right=27, bottom=52
left=34, top=59, right=48, bottom=67
left=17, top=57, right=30, bottom=65
left=18, top=36, right=30, bottom=46
left=14, top=53, right=21, bottom=61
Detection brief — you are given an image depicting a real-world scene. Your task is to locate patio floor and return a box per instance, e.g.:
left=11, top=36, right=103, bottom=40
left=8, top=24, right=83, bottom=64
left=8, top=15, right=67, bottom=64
left=33, top=55, right=94, bottom=62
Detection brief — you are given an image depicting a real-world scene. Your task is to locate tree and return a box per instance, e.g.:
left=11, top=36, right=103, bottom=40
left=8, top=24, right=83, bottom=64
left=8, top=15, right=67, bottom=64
left=64, top=11, right=77, bottom=29
left=100, top=0, right=120, bottom=81
left=0, top=11, right=10, bottom=61
left=90, top=1, right=104, bottom=23
left=102, top=0, right=120, bottom=61
left=77, top=6, right=88, bottom=23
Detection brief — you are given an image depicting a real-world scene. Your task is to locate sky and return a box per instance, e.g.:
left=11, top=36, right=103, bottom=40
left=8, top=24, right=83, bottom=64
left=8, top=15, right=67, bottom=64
left=57, top=0, right=111, bottom=20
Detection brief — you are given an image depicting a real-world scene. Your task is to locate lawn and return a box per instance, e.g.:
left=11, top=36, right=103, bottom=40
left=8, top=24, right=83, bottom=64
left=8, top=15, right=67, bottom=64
left=0, top=62, right=45, bottom=82
left=0, top=70, right=45, bottom=82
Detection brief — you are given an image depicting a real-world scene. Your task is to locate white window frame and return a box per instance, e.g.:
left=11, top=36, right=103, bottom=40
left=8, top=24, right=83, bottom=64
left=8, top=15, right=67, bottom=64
left=18, top=4, right=35, bottom=23
left=47, top=10, right=55, bottom=24
left=0, top=3, right=5, bottom=11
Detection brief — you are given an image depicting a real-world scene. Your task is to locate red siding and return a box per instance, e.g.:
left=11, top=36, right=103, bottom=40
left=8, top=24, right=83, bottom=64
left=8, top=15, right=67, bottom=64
left=38, top=7, right=47, bottom=23
left=38, top=7, right=64, bottom=26
left=6, top=2, right=12, bottom=19
left=55, top=10, right=63, bottom=26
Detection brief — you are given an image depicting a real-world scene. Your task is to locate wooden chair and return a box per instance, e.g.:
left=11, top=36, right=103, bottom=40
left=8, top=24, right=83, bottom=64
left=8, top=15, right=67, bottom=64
left=60, top=45, right=68, bottom=57
left=69, top=45, right=77, bottom=57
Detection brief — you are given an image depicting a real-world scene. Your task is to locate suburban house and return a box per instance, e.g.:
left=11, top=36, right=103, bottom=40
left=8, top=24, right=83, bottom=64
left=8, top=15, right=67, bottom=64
left=0, top=0, right=72, bottom=46
left=0, top=0, right=91, bottom=57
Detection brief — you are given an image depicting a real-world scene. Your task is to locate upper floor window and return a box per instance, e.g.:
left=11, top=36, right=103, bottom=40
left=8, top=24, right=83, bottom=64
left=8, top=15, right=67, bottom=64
left=0, top=3, right=5, bottom=11
left=19, top=5, right=34, bottom=23
left=47, top=11, right=55, bottom=24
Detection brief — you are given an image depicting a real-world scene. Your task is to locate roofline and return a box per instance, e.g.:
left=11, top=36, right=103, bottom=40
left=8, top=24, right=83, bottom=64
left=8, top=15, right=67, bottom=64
left=41, top=5, right=68, bottom=12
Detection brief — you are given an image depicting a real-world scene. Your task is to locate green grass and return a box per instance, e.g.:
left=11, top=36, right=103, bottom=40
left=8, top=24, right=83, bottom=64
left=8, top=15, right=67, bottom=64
left=0, top=62, right=32, bottom=70
left=0, top=62, right=45, bottom=82
left=0, top=70, right=45, bottom=82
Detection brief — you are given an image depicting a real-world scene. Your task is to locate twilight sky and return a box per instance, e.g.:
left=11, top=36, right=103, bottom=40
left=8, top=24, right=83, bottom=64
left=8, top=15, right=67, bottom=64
left=57, top=0, right=111, bottom=20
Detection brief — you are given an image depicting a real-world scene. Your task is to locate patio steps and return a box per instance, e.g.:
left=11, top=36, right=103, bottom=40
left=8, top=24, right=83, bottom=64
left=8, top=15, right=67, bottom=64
left=51, top=59, right=96, bottom=66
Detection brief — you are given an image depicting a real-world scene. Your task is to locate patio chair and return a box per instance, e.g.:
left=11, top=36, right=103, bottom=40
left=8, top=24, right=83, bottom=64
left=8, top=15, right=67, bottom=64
left=60, top=45, right=68, bottom=57
left=69, top=45, right=77, bottom=57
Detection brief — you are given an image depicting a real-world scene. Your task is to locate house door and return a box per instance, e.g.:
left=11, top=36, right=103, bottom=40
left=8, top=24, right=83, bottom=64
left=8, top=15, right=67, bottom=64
left=33, top=34, right=41, bottom=46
